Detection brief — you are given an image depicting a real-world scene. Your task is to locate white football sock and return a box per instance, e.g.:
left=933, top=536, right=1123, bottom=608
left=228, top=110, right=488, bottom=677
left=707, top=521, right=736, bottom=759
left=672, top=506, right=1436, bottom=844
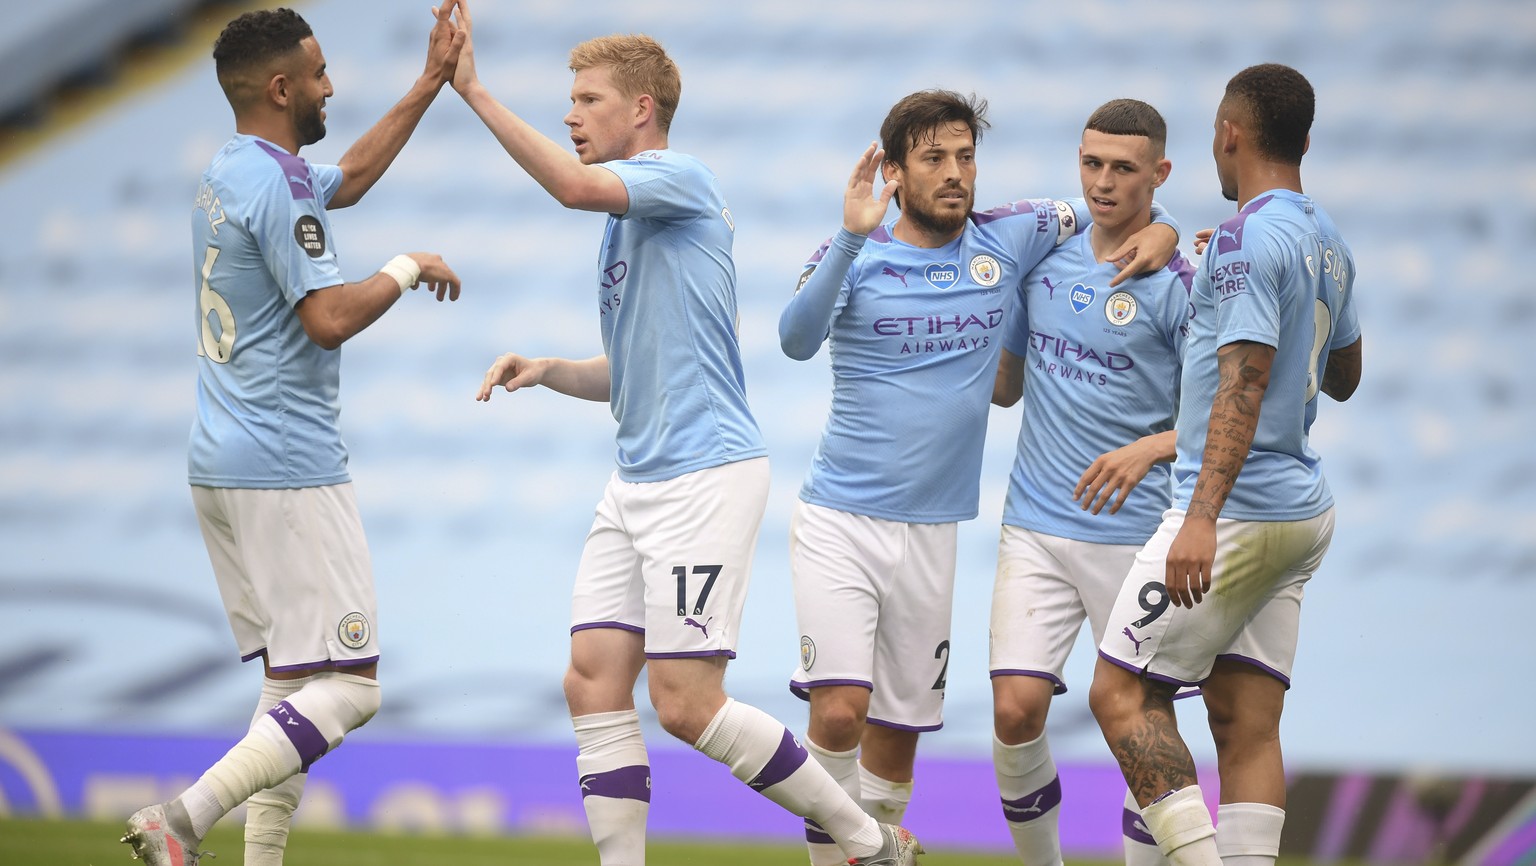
left=694, top=699, right=883, bottom=859
left=573, top=709, right=651, bottom=866
left=993, top=733, right=1063, bottom=866
left=804, top=739, right=860, bottom=866
left=1143, top=786, right=1220, bottom=866
left=1123, top=788, right=1171, bottom=866
left=178, top=672, right=380, bottom=838
left=857, top=762, right=913, bottom=825
left=1215, top=802, right=1284, bottom=866
left=245, top=677, right=310, bottom=866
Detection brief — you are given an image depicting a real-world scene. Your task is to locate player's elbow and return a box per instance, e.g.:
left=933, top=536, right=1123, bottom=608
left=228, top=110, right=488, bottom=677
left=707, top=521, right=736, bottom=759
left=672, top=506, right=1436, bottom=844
left=302, top=322, right=346, bottom=351
left=779, top=331, right=821, bottom=361
left=992, top=388, right=1021, bottom=408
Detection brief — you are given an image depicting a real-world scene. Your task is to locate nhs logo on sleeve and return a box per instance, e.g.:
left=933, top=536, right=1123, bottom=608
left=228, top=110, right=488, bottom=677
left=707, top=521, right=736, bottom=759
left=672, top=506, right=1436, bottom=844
left=1069, top=283, right=1096, bottom=314
left=924, top=262, right=960, bottom=290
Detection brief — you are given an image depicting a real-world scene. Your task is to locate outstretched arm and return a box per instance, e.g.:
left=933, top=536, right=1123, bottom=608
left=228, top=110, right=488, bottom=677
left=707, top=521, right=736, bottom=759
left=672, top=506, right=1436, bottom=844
left=1164, top=340, right=1273, bottom=607
left=476, top=353, right=610, bottom=402
left=329, top=4, right=464, bottom=208
left=295, top=253, right=461, bottom=350
left=447, top=0, right=629, bottom=213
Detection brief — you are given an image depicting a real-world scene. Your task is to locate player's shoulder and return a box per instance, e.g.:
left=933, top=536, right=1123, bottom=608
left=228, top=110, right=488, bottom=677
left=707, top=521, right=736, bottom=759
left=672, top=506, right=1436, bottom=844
left=970, top=197, right=1062, bottom=232
left=210, top=135, right=316, bottom=203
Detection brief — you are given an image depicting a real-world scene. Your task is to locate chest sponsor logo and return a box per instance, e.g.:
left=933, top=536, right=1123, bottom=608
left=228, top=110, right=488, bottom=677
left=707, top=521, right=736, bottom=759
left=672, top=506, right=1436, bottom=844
left=924, top=262, right=960, bottom=290
left=1069, top=283, right=1095, bottom=314
left=969, top=254, right=1001, bottom=288
left=1105, top=291, right=1138, bottom=326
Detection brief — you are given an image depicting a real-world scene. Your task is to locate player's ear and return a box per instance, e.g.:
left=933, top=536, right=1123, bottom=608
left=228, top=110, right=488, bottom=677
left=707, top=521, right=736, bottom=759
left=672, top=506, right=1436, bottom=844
left=634, top=93, right=654, bottom=128
left=1153, top=157, right=1172, bottom=188
left=268, top=73, right=290, bottom=110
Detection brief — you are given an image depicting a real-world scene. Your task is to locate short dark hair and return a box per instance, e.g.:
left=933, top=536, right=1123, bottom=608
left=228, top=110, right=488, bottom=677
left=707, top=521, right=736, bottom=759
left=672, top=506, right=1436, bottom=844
left=1223, top=63, right=1314, bottom=165
left=212, top=8, right=313, bottom=106
left=1084, top=98, right=1167, bottom=156
left=879, top=89, right=990, bottom=168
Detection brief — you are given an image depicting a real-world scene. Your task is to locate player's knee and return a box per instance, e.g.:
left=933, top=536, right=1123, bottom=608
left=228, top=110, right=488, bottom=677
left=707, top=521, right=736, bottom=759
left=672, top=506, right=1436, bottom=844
left=1088, top=664, right=1140, bottom=729
left=809, top=698, right=866, bottom=748
left=649, top=693, right=711, bottom=744
left=992, top=697, right=1047, bottom=743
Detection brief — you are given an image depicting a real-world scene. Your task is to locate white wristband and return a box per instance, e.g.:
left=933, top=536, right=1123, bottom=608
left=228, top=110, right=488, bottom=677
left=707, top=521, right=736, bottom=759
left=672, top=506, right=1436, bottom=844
left=380, top=254, right=421, bottom=295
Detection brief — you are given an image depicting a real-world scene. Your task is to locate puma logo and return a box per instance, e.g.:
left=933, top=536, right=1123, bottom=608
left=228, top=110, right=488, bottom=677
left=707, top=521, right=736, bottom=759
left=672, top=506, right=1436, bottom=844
left=1042, top=275, right=1058, bottom=299
left=1123, top=627, right=1148, bottom=655
left=684, top=616, right=713, bottom=637
left=882, top=266, right=911, bottom=286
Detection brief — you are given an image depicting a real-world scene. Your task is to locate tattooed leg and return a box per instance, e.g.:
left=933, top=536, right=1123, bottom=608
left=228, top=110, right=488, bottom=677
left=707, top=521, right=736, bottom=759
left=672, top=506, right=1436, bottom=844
left=1089, top=657, right=1195, bottom=808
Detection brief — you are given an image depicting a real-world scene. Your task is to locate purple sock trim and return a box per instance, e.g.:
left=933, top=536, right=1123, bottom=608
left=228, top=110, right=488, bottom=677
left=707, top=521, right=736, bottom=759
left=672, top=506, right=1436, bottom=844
left=804, top=819, right=835, bottom=844
left=578, top=764, right=652, bottom=802
left=266, top=700, right=329, bottom=771
left=1001, top=775, right=1061, bottom=823
left=1123, top=804, right=1157, bottom=844
left=746, top=728, right=808, bottom=792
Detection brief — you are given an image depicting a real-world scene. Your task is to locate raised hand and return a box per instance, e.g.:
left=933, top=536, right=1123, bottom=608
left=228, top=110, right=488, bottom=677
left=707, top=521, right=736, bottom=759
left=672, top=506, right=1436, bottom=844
left=843, top=141, right=897, bottom=236
left=425, top=0, right=467, bottom=85
left=1193, top=227, right=1214, bottom=256
left=447, top=0, right=478, bottom=95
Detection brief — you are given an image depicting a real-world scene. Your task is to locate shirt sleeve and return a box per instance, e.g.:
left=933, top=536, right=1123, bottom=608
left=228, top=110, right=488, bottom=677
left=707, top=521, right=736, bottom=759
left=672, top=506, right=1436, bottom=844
left=247, top=163, right=345, bottom=308
left=780, top=229, right=863, bottom=360
left=603, top=154, right=712, bottom=223
left=1329, top=252, right=1361, bottom=350
left=1211, top=221, right=1282, bottom=350
left=314, top=163, right=343, bottom=206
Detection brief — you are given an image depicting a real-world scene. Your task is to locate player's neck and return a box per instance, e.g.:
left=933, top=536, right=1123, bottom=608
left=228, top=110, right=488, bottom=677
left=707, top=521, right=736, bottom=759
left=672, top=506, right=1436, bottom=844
left=236, top=117, right=300, bottom=156
left=1236, top=162, right=1303, bottom=209
left=890, top=217, right=962, bottom=249
left=1088, top=217, right=1152, bottom=263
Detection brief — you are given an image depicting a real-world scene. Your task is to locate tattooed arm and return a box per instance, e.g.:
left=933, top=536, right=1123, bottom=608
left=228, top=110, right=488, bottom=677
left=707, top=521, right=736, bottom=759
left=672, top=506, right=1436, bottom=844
left=1164, top=339, right=1274, bottom=607
left=1321, top=336, right=1362, bottom=401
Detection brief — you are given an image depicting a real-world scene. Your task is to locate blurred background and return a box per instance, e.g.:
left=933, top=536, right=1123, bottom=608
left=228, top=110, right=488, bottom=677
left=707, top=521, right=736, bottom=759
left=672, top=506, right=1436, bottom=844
left=1, top=0, right=1533, bottom=860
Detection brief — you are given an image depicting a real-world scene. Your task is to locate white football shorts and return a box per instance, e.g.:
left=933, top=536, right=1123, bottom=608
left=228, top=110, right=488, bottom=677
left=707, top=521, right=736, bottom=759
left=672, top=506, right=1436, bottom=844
left=1098, top=507, right=1335, bottom=687
left=788, top=501, right=957, bottom=731
left=989, top=525, right=1143, bottom=694
left=192, top=483, right=379, bottom=672
left=570, top=457, right=768, bottom=658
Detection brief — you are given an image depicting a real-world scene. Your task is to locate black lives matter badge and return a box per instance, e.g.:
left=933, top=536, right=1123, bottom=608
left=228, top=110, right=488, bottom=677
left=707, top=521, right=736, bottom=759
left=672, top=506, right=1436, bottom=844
left=294, top=215, right=326, bottom=258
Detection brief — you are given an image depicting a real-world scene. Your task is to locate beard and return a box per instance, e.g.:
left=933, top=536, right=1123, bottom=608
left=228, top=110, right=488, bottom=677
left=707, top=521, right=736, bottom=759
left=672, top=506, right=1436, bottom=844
left=901, top=185, right=973, bottom=238
left=296, top=102, right=327, bottom=147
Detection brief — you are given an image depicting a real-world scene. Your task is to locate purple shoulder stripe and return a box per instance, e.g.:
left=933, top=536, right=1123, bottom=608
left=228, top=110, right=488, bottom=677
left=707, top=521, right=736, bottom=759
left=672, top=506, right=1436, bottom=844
left=254, top=140, right=316, bottom=201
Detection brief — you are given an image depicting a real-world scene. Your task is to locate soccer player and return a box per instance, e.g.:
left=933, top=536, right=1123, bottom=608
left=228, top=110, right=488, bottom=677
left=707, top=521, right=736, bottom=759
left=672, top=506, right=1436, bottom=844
left=448, top=1, right=918, bottom=863
left=778, top=90, right=1177, bottom=866
left=1088, top=64, right=1362, bottom=866
left=987, top=98, right=1194, bottom=866
left=120, top=7, right=464, bottom=866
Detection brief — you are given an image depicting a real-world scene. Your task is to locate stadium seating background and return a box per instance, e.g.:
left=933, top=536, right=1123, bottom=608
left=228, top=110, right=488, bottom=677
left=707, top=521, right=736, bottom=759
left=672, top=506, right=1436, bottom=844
left=2, top=0, right=1533, bottom=789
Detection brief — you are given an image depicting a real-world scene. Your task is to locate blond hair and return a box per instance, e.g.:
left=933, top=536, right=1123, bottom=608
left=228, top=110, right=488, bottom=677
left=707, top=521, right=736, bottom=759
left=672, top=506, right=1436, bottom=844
left=569, top=34, right=681, bottom=133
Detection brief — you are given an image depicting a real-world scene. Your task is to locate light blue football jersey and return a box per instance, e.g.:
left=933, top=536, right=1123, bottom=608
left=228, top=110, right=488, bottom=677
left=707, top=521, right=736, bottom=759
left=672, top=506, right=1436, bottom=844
left=1002, top=228, right=1196, bottom=543
left=598, top=150, right=765, bottom=483
left=188, top=134, right=347, bottom=488
left=1174, top=189, right=1359, bottom=520
left=781, top=199, right=1083, bottom=523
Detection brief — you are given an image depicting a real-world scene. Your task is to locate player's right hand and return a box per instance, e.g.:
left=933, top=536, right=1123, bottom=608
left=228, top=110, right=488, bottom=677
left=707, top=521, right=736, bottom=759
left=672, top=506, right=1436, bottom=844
left=406, top=253, right=461, bottom=301
left=477, top=353, right=545, bottom=401
left=843, top=141, right=897, bottom=236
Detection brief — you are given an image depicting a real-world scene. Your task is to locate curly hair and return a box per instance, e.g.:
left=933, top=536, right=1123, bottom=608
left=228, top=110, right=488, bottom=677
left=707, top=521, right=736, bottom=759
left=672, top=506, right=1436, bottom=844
left=1223, top=63, right=1314, bottom=165
left=212, top=8, right=313, bottom=107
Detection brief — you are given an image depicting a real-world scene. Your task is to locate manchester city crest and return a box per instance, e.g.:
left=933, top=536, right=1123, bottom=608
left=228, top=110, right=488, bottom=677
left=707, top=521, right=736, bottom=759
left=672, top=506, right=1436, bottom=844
left=800, top=635, right=816, bottom=671
left=338, top=612, right=371, bottom=649
left=969, top=254, right=1001, bottom=288
left=1105, top=290, right=1139, bottom=326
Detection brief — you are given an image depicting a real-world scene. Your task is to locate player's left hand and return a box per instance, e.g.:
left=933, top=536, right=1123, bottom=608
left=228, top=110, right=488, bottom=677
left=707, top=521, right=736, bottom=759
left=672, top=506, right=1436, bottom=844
left=447, top=0, right=479, bottom=95
left=426, top=0, right=467, bottom=84
left=1193, top=227, right=1214, bottom=256
left=1164, top=517, right=1216, bottom=608
left=1104, top=222, right=1179, bottom=287
left=1074, top=439, right=1159, bottom=515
